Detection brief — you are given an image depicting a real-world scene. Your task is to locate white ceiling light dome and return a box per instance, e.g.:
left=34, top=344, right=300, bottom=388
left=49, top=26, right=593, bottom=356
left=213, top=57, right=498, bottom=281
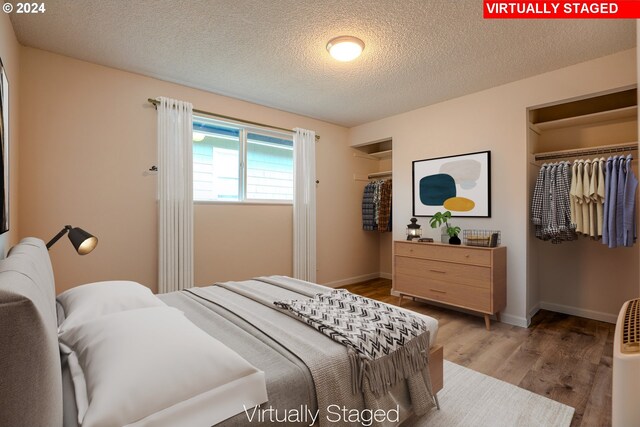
left=326, top=36, right=365, bottom=62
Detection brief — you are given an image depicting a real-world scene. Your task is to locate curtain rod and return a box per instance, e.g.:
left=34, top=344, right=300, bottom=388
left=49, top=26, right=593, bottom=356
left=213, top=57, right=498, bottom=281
left=147, top=98, right=320, bottom=140
left=534, top=142, right=638, bottom=161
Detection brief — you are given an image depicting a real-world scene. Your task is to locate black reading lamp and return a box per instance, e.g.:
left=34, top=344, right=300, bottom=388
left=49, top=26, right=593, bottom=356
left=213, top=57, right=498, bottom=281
left=46, top=225, right=98, bottom=255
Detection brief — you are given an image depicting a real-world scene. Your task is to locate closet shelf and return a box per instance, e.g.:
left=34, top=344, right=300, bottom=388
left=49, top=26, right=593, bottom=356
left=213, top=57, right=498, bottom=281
left=368, top=171, right=392, bottom=178
left=534, top=142, right=638, bottom=162
left=369, top=150, right=392, bottom=159
left=533, top=106, right=637, bottom=131
left=352, top=150, right=393, bottom=160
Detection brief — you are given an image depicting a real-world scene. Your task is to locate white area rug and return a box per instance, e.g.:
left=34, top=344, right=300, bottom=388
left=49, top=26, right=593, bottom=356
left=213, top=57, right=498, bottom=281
left=412, top=361, right=575, bottom=427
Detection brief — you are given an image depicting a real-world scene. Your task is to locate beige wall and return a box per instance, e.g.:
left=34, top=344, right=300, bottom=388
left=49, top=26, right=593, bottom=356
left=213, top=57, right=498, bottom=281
left=18, top=47, right=379, bottom=294
left=349, top=49, right=637, bottom=326
left=0, top=13, right=20, bottom=256
left=193, top=204, right=292, bottom=285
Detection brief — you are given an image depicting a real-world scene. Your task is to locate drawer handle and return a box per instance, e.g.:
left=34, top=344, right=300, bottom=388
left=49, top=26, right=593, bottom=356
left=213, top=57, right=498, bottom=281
left=430, top=289, right=447, bottom=294
left=429, top=269, right=447, bottom=274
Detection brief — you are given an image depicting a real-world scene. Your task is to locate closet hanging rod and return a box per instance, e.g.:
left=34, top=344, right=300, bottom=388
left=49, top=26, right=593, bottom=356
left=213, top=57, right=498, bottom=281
left=368, top=171, right=392, bottom=179
left=147, top=98, right=320, bottom=140
left=534, top=142, right=638, bottom=161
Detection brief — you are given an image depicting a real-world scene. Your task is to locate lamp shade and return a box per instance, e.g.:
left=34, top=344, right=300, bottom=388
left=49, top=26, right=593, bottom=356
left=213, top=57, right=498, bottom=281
left=68, top=227, right=98, bottom=255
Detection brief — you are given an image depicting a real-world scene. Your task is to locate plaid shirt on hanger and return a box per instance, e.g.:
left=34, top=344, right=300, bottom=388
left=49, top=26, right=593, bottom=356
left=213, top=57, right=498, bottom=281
left=557, top=162, right=578, bottom=242
left=532, top=165, right=546, bottom=239
left=532, top=162, right=577, bottom=244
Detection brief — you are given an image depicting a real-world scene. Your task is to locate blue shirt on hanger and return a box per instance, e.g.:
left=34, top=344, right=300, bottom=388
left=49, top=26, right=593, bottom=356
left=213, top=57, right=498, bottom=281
left=602, top=157, right=613, bottom=245
left=606, top=156, right=619, bottom=248
left=616, top=155, right=627, bottom=246
left=623, top=154, right=638, bottom=247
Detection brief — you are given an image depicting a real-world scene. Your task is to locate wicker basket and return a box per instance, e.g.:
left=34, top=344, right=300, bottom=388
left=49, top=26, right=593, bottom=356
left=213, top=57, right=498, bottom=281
left=463, top=230, right=501, bottom=247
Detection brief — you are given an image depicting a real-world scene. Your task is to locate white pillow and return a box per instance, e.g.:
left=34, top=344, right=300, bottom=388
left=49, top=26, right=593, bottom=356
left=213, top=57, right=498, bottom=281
left=56, top=280, right=166, bottom=333
left=58, top=306, right=268, bottom=427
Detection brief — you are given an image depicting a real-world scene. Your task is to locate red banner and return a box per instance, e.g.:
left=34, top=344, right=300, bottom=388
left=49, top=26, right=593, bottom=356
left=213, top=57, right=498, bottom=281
left=483, top=1, right=640, bottom=19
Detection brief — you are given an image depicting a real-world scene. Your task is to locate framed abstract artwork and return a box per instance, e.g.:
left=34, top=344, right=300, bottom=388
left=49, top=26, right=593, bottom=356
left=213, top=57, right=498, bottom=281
left=0, top=57, right=8, bottom=234
left=412, top=151, right=491, bottom=217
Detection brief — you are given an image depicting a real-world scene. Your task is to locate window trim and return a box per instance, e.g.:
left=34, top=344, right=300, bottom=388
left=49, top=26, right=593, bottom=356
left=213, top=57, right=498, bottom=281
left=193, top=115, right=294, bottom=204
left=194, top=199, right=293, bottom=206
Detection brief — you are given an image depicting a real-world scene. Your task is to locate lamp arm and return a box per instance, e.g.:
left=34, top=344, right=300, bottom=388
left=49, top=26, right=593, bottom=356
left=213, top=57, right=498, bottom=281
left=46, top=225, right=72, bottom=250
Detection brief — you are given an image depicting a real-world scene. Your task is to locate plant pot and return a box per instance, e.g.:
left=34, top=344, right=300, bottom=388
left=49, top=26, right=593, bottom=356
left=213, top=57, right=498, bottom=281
left=440, top=226, right=449, bottom=243
left=449, top=234, right=461, bottom=245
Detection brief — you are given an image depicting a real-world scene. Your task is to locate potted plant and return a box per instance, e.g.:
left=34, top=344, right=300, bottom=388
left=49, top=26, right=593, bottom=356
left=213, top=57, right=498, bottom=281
left=429, top=211, right=462, bottom=245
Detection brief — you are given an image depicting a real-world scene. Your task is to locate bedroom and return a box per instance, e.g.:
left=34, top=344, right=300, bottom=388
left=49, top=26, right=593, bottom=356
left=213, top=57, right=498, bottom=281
left=0, top=1, right=638, bottom=427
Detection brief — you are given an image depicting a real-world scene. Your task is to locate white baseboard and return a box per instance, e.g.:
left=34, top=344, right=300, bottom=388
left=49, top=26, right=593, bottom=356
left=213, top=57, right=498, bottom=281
left=499, top=313, right=529, bottom=328
left=322, top=272, right=384, bottom=288
left=390, top=292, right=529, bottom=328
left=526, top=304, right=541, bottom=326
left=380, top=272, right=392, bottom=280
left=539, top=301, right=617, bottom=324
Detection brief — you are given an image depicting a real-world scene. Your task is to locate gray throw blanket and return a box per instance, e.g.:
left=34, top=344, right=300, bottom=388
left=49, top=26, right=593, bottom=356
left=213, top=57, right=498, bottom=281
left=275, top=289, right=433, bottom=398
left=189, top=276, right=436, bottom=426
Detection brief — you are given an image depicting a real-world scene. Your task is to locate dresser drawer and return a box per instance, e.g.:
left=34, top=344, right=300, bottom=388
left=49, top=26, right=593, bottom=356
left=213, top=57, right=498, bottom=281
left=395, top=273, right=491, bottom=312
left=395, top=242, right=491, bottom=266
left=395, top=256, right=491, bottom=289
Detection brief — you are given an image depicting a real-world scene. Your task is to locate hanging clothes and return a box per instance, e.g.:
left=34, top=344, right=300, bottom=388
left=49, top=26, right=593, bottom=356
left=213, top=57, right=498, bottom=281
left=602, top=154, right=638, bottom=248
left=531, top=162, right=577, bottom=244
left=595, top=158, right=606, bottom=237
left=605, top=156, right=620, bottom=248
left=535, top=153, right=636, bottom=248
left=378, top=179, right=392, bottom=232
left=580, top=159, right=592, bottom=236
left=373, top=181, right=382, bottom=225
left=602, top=157, right=613, bottom=245
left=362, top=182, right=377, bottom=231
left=361, top=179, right=392, bottom=232
left=573, top=160, right=585, bottom=234
left=615, top=156, right=627, bottom=247
left=570, top=162, right=579, bottom=232
left=587, top=160, right=597, bottom=237
left=622, top=155, right=637, bottom=247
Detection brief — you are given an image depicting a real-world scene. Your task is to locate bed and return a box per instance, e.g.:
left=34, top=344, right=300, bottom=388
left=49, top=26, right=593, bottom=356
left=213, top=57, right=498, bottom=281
left=0, top=238, right=443, bottom=427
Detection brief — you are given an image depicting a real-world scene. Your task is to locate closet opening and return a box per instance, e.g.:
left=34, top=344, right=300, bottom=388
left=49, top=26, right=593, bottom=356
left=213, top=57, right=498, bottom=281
left=526, top=86, right=639, bottom=325
left=354, top=138, right=393, bottom=281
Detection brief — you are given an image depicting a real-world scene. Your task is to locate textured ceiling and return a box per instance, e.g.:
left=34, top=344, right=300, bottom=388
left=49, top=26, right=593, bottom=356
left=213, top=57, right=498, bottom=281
left=10, top=0, right=636, bottom=127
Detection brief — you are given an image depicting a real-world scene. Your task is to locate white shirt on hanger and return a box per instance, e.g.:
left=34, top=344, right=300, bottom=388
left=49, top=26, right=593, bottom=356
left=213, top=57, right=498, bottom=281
left=570, top=161, right=580, bottom=233
left=574, top=160, right=585, bottom=234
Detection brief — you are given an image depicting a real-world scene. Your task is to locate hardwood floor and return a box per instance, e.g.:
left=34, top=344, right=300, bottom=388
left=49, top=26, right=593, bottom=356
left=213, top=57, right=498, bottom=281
left=343, top=278, right=614, bottom=427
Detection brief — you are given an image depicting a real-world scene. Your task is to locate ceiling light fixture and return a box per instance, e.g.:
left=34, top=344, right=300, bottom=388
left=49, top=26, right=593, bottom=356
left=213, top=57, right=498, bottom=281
left=326, top=36, right=364, bottom=62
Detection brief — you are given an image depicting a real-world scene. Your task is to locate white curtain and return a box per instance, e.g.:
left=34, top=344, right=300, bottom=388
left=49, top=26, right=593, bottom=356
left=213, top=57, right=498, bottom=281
left=157, top=97, right=194, bottom=293
left=293, top=128, right=317, bottom=282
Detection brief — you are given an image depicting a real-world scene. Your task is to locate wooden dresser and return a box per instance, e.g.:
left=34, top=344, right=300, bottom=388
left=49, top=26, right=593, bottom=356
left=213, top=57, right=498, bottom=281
left=394, top=241, right=506, bottom=330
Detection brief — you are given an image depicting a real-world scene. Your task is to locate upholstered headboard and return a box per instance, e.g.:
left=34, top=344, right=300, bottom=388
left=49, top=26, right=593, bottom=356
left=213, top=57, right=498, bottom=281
left=0, top=238, right=63, bottom=427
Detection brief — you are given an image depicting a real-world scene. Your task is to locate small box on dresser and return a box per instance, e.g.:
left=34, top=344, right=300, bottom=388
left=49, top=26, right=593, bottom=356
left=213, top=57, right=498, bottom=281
left=394, top=241, right=506, bottom=330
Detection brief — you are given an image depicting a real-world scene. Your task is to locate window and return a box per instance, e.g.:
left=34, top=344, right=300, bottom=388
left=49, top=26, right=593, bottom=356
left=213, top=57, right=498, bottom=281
left=193, top=116, right=293, bottom=202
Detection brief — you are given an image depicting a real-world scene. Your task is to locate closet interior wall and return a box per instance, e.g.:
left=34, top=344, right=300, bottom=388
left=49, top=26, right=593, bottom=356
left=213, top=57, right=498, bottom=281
left=527, top=88, right=639, bottom=323
left=353, top=139, right=393, bottom=280
left=378, top=156, right=393, bottom=277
